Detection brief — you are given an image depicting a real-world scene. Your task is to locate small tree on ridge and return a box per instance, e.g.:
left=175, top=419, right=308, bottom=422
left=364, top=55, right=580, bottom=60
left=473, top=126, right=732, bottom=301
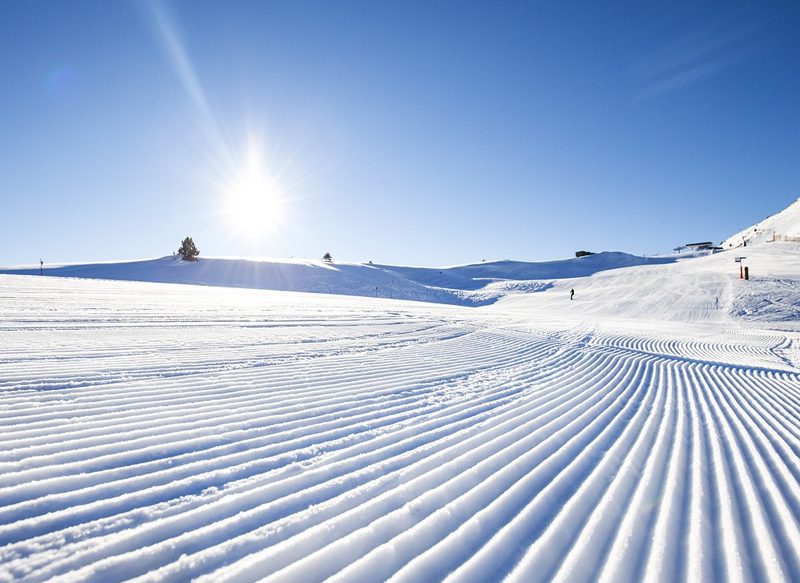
left=178, top=237, right=199, bottom=261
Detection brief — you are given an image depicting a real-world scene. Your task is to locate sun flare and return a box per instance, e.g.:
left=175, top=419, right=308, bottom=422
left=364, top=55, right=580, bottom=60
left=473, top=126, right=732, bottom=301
left=224, top=159, right=283, bottom=238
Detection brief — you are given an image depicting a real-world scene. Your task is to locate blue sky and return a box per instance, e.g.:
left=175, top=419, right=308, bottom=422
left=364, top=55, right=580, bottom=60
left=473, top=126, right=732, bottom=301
left=1, top=0, right=799, bottom=267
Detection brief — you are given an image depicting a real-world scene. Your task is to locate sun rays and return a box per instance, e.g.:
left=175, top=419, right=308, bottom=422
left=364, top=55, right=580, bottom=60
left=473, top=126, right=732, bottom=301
left=141, top=1, right=296, bottom=246
left=222, top=143, right=285, bottom=238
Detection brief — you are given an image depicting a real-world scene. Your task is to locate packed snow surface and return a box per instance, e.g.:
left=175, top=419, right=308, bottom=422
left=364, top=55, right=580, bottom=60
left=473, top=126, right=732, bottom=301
left=2, top=237, right=800, bottom=582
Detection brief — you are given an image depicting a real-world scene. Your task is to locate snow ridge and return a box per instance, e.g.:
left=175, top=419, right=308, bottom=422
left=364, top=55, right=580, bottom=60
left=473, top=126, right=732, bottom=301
left=0, top=252, right=673, bottom=307
left=722, top=197, right=800, bottom=248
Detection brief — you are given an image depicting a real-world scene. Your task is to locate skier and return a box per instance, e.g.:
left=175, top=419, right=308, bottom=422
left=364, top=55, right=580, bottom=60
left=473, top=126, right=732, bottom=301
left=40, top=259, right=43, bottom=276
left=570, top=288, right=574, bottom=300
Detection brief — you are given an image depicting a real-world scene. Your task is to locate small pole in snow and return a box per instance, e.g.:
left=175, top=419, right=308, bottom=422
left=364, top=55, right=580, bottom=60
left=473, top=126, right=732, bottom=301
left=40, top=259, right=43, bottom=276
left=735, top=256, right=746, bottom=279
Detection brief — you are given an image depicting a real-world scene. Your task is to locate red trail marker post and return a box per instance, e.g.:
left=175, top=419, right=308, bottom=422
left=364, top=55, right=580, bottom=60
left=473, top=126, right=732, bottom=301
left=734, top=256, right=747, bottom=279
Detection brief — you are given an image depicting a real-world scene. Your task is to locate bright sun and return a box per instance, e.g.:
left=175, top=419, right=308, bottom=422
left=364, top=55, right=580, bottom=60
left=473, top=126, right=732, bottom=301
left=224, top=160, right=283, bottom=238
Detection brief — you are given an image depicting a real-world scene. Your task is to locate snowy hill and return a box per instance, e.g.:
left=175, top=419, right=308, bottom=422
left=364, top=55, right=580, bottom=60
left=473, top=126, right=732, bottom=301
left=383, top=252, right=675, bottom=285
left=1, top=257, right=473, bottom=305
left=0, top=252, right=676, bottom=307
left=495, top=242, right=800, bottom=324
left=3, top=246, right=800, bottom=324
left=3, top=244, right=799, bottom=323
left=721, top=196, right=800, bottom=248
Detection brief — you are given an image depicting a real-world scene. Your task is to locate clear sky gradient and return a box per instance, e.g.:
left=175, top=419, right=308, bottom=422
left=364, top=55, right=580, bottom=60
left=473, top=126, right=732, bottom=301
left=2, top=0, right=799, bottom=267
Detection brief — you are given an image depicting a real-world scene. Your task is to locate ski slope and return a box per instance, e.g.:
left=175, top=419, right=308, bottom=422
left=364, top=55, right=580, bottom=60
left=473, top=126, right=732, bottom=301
left=0, top=251, right=677, bottom=307
left=2, top=246, right=800, bottom=581
left=722, top=197, right=800, bottom=248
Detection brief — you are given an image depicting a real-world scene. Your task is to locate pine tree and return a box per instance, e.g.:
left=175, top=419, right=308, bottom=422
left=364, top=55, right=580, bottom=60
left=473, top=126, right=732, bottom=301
left=178, top=237, right=199, bottom=261
left=322, top=252, right=332, bottom=262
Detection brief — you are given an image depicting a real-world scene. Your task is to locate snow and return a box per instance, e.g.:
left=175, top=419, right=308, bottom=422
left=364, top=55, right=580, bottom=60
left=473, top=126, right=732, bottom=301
left=722, top=196, right=800, bottom=248
left=0, top=252, right=676, bottom=307
left=1, top=204, right=800, bottom=581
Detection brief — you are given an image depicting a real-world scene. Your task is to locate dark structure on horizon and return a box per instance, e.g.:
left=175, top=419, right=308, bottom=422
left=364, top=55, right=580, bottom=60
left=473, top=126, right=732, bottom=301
left=575, top=250, right=594, bottom=258
left=684, top=241, right=714, bottom=250
left=684, top=241, right=723, bottom=252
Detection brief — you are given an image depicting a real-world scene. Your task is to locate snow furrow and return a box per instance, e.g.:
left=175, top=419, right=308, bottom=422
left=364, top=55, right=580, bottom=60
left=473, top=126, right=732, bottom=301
left=0, top=275, right=798, bottom=582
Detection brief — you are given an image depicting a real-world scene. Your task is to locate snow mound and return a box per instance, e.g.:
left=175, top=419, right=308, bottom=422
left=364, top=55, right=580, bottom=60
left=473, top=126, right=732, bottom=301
left=722, top=196, right=800, bottom=248
left=0, top=252, right=676, bottom=308
left=386, top=252, right=675, bottom=284
left=0, top=257, right=484, bottom=306
left=2, top=244, right=799, bottom=324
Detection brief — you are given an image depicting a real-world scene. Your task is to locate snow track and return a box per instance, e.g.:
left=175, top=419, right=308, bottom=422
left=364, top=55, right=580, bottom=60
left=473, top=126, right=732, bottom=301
left=1, top=275, right=799, bottom=582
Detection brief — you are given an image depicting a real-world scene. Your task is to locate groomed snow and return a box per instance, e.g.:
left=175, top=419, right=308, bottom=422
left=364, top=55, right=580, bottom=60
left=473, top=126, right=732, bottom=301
left=1, top=236, right=799, bottom=581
